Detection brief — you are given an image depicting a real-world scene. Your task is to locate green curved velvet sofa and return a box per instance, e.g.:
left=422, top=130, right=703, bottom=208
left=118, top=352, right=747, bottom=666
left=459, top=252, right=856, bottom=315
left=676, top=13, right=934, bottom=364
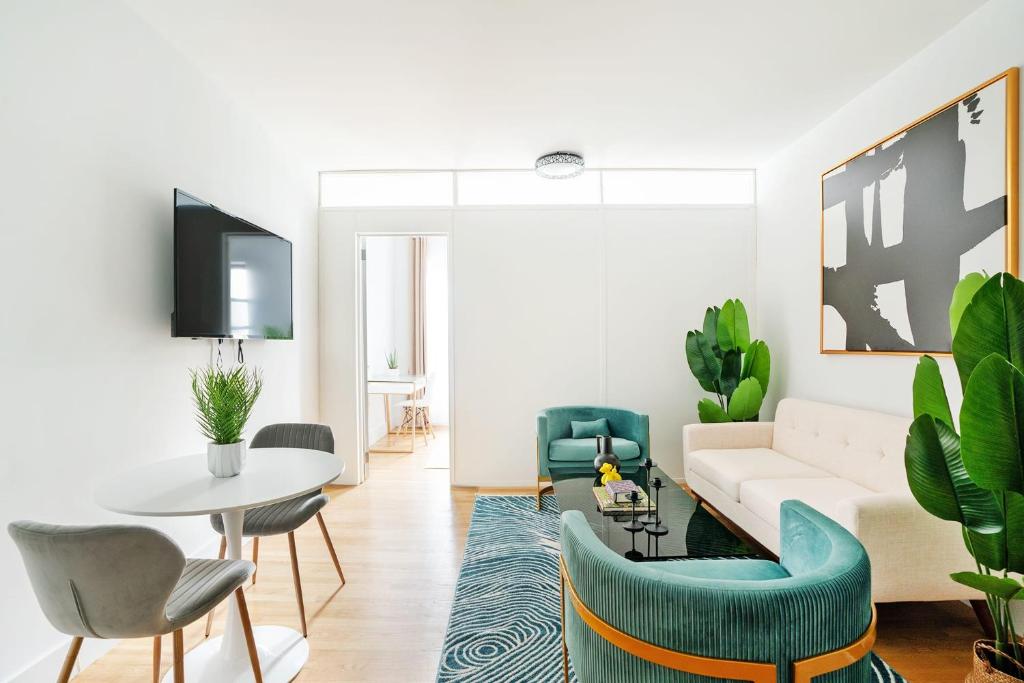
left=537, top=406, right=650, bottom=507
left=560, top=500, right=874, bottom=683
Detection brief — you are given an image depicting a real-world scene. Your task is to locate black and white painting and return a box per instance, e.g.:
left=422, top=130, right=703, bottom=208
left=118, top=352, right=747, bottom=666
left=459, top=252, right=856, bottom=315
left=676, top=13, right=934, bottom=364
left=821, top=71, right=1017, bottom=354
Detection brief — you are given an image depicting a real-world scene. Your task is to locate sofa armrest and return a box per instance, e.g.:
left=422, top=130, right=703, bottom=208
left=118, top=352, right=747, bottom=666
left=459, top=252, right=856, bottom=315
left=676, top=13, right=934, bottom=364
left=682, top=422, right=775, bottom=455
left=833, top=492, right=980, bottom=602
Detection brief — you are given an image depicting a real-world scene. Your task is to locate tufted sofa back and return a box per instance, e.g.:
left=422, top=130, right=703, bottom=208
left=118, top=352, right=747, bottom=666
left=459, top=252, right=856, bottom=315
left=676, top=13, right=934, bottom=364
left=772, top=398, right=911, bottom=493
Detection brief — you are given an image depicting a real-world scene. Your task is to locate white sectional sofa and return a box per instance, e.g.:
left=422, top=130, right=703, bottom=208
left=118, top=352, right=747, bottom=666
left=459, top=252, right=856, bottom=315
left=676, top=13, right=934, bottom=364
left=683, top=397, right=978, bottom=603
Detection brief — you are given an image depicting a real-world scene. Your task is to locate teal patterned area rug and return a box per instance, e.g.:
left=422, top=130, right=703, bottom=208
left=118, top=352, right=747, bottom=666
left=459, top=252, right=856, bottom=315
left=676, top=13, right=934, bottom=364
left=436, top=495, right=907, bottom=683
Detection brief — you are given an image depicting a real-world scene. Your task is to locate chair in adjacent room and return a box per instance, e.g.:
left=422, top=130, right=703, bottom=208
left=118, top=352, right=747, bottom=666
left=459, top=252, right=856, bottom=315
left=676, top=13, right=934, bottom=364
left=8, top=521, right=261, bottom=683
left=205, top=423, right=345, bottom=639
left=536, top=406, right=650, bottom=509
left=559, top=499, right=876, bottom=682
left=395, top=385, right=435, bottom=446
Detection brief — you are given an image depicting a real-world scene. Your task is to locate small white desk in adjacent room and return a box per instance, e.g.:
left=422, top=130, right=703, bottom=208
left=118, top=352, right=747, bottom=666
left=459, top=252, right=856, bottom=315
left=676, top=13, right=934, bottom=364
left=367, top=374, right=427, bottom=453
left=94, top=448, right=343, bottom=683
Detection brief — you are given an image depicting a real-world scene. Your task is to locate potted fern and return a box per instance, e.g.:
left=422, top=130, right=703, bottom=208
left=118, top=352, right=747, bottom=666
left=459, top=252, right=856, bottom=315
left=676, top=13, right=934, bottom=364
left=191, top=365, right=263, bottom=477
left=905, top=272, right=1024, bottom=681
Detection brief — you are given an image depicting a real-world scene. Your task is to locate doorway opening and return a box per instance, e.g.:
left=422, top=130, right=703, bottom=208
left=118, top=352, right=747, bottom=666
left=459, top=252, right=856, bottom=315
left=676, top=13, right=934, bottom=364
left=358, top=234, right=452, bottom=478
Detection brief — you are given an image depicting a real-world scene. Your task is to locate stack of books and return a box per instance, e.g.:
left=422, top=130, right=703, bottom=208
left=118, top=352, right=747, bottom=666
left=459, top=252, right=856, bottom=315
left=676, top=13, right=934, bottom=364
left=592, top=483, right=655, bottom=516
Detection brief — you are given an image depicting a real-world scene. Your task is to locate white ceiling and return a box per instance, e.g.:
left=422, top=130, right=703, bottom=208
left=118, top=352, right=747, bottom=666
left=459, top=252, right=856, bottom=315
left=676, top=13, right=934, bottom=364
left=125, top=0, right=985, bottom=171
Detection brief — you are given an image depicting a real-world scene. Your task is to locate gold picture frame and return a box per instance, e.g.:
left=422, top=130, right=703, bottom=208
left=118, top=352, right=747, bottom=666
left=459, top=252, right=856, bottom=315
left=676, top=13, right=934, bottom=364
left=819, top=67, right=1019, bottom=356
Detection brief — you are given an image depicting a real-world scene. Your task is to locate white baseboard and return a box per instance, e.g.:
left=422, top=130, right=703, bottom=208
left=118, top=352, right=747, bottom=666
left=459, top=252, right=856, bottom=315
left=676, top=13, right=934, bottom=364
left=9, top=536, right=250, bottom=682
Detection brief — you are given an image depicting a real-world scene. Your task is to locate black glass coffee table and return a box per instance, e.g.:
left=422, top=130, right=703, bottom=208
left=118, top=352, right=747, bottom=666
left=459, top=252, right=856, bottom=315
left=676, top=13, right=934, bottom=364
left=550, top=462, right=760, bottom=561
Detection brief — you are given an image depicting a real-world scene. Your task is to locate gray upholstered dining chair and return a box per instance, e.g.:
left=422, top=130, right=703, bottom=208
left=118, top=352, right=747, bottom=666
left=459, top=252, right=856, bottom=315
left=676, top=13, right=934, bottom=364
left=205, top=423, right=345, bottom=638
left=8, top=521, right=261, bottom=683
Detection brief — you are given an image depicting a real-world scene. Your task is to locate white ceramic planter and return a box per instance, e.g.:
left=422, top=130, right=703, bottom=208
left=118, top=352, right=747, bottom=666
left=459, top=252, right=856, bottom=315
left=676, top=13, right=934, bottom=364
left=207, top=440, right=246, bottom=478
left=384, top=367, right=401, bottom=377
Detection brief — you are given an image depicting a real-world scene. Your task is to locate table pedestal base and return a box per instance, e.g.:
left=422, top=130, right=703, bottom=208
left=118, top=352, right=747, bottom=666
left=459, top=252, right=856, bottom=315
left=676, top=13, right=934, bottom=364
left=161, top=626, right=308, bottom=683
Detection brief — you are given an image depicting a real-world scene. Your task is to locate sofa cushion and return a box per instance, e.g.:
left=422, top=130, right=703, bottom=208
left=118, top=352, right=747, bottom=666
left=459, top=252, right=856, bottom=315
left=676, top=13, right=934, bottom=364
left=570, top=417, right=610, bottom=439
left=687, top=448, right=831, bottom=502
left=740, top=478, right=874, bottom=530
left=549, top=437, right=641, bottom=462
left=660, top=558, right=790, bottom=581
left=772, top=398, right=912, bottom=494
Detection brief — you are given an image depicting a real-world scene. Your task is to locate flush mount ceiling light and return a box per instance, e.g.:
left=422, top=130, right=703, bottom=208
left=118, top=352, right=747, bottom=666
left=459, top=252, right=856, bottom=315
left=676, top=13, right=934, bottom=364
left=535, top=152, right=584, bottom=179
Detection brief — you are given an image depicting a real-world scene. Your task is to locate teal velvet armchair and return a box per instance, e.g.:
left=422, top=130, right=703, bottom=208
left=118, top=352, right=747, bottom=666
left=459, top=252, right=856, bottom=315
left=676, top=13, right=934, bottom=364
left=560, top=500, right=875, bottom=683
left=537, top=406, right=650, bottom=509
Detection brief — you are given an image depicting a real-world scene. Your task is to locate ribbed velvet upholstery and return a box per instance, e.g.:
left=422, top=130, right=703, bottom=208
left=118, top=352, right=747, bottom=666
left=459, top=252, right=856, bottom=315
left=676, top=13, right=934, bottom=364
left=8, top=521, right=254, bottom=638
left=164, top=558, right=256, bottom=628
left=538, top=406, right=650, bottom=477
left=560, top=501, right=872, bottom=683
left=210, top=423, right=334, bottom=537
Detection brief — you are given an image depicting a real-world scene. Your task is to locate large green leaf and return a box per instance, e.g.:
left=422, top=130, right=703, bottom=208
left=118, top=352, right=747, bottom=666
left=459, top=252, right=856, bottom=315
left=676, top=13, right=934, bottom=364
left=717, top=299, right=751, bottom=353
left=1007, top=492, right=1024, bottom=574
left=905, top=415, right=1004, bottom=535
left=912, top=355, right=953, bottom=429
left=961, top=354, right=1024, bottom=493
left=697, top=398, right=732, bottom=423
left=719, top=350, right=742, bottom=400
left=952, top=273, right=1024, bottom=390
left=950, top=272, right=989, bottom=339
left=685, top=331, right=721, bottom=393
left=741, top=340, right=771, bottom=396
left=728, top=377, right=763, bottom=421
left=965, top=527, right=1008, bottom=573
left=702, top=307, right=721, bottom=354
left=950, top=572, right=1024, bottom=600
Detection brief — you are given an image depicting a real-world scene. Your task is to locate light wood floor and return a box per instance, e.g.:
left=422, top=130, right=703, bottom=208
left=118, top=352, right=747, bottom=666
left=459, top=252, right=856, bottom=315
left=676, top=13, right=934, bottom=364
left=75, top=429, right=980, bottom=682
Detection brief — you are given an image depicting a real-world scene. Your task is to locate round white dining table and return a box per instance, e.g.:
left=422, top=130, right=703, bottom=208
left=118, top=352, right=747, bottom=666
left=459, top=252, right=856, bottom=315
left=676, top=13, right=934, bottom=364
left=95, top=447, right=343, bottom=683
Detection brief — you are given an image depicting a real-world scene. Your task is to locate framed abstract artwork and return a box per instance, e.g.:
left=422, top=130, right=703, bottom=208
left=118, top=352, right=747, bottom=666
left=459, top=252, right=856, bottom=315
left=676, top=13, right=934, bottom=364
left=820, top=67, right=1019, bottom=355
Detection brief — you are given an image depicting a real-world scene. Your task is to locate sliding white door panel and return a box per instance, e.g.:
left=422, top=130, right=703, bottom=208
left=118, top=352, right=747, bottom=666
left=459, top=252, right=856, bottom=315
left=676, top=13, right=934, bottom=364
left=604, top=208, right=756, bottom=478
left=452, top=209, right=604, bottom=486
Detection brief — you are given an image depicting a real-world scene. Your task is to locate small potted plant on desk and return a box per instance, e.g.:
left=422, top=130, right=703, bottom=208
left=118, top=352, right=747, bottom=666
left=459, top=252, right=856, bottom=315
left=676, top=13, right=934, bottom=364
left=191, top=365, right=263, bottom=477
left=385, top=349, right=400, bottom=377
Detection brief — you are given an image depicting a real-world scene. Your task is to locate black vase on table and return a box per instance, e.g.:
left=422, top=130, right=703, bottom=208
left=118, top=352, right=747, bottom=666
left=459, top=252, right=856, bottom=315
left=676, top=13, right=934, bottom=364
left=593, top=435, right=620, bottom=473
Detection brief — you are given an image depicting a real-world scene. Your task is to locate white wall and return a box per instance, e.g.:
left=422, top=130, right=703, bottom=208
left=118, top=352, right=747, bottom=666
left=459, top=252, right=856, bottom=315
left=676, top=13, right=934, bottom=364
left=0, top=2, right=319, bottom=680
left=320, top=205, right=755, bottom=486
left=424, top=236, right=451, bottom=425
left=364, top=236, right=413, bottom=439
left=755, top=0, right=1023, bottom=419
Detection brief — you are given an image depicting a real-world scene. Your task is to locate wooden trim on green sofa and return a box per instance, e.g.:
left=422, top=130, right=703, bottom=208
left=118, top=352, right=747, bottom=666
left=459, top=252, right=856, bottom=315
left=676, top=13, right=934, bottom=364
left=559, top=556, right=876, bottom=683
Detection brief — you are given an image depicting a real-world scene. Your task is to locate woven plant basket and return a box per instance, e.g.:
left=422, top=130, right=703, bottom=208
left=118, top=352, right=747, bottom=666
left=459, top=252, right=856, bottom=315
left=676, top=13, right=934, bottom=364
left=966, top=641, right=1024, bottom=683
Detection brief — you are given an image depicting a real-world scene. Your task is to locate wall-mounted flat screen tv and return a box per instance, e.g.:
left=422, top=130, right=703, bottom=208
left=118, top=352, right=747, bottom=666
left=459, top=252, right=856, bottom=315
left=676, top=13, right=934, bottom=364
left=172, top=189, right=293, bottom=339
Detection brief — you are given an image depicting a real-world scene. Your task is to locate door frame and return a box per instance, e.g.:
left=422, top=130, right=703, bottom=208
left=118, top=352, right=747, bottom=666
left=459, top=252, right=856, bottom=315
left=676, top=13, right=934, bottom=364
left=355, top=231, right=456, bottom=484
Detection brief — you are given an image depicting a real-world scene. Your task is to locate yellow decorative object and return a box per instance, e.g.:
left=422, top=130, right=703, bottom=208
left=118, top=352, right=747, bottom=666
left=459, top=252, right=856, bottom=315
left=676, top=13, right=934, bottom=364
left=599, top=462, right=622, bottom=486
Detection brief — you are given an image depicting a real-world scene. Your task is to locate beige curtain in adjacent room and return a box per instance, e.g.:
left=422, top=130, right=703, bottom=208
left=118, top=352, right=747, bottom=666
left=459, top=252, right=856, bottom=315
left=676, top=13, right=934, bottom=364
left=412, top=237, right=426, bottom=391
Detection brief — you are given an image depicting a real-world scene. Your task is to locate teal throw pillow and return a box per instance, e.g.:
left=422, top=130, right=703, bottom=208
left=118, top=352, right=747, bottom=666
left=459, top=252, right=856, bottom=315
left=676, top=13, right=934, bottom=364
left=571, top=417, right=610, bottom=439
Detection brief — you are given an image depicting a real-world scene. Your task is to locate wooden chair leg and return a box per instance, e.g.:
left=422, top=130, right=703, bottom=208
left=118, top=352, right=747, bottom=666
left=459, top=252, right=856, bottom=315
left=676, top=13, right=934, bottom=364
left=287, top=531, right=308, bottom=637
left=57, top=637, right=83, bottom=683
left=316, top=511, right=346, bottom=585
left=172, top=629, right=184, bottom=683
left=396, top=407, right=411, bottom=436
left=204, top=535, right=228, bottom=637
left=425, top=409, right=435, bottom=438
left=252, top=537, right=260, bottom=585
left=152, top=636, right=162, bottom=683
left=235, top=588, right=264, bottom=683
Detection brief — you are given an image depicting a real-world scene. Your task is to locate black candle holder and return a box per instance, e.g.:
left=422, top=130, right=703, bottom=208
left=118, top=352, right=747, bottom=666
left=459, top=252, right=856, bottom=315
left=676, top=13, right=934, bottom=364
left=644, top=477, right=669, bottom=537
left=622, top=490, right=644, bottom=561
left=636, top=457, right=658, bottom=525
